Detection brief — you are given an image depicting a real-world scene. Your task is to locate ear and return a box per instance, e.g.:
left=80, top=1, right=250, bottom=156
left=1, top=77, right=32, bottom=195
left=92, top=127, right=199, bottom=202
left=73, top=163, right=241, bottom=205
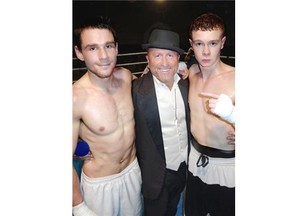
left=74, top=45, right=84, bottom=61
left=115, top=42, right=119, bottom=55
left=145, top=55, right=149, bottom=63
left=189, top=39, right=194, bottom=51
left=144, top=55, right=150, bottom=68
left=221, top=36, right=226, bottom=49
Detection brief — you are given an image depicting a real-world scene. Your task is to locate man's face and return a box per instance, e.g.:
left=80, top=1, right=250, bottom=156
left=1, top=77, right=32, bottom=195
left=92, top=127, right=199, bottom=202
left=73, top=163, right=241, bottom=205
left=146, top=48, right=179, bottom=87
left=190, top=29, right=226, bottom=68
left=75, top=28, right=118, bottom=78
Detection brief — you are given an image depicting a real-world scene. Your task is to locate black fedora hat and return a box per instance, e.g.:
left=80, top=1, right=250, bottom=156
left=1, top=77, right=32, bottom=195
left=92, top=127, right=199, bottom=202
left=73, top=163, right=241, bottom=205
left=142, top=29, right=184, bottom=55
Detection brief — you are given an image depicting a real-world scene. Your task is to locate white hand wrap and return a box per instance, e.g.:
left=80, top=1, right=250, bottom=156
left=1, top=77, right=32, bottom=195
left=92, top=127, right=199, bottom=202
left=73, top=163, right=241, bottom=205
left=213, top=94, right=235, bottom=125
left=178, top=61, right=187, bottom=71
left=73, top=202, right=97, bottom=216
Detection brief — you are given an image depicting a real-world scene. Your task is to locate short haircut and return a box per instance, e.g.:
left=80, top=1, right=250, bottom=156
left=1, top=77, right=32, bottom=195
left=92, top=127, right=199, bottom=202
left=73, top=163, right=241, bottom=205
left=189, top=12, right=226, bottom=39
left=73, top=16, right=117, bottom=50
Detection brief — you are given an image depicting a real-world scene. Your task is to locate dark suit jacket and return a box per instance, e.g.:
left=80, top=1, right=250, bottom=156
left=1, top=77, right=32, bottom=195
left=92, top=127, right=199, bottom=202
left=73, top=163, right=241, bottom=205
left=132, top=71, right=191, bottom=200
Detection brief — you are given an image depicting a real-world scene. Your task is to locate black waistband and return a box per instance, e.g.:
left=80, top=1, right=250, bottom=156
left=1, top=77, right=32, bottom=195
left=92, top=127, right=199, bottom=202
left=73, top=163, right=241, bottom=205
left=191, top=137, right=235, bottom=158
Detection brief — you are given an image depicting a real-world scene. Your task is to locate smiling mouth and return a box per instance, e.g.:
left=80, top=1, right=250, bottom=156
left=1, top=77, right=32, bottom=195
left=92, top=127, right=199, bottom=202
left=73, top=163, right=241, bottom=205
left=99, top=64, right=110, bottom=68
left=159, top=68, right=170, bottom=73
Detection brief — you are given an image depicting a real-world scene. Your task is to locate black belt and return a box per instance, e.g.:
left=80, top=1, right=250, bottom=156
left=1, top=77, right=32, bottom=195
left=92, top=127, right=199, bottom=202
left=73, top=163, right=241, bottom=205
left=191, top=137, right=235, bottom=159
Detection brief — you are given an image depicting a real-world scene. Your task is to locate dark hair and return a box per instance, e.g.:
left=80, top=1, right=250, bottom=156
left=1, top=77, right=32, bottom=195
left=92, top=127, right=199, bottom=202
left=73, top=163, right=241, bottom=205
left=73, top=16, right=117, bottom=50
left=189, top=12, right=225, bottom=39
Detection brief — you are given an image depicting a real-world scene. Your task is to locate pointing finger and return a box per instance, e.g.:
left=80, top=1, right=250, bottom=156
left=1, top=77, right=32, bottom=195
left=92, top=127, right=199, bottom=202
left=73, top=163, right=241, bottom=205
left=199, top=92, right=219, bottom=99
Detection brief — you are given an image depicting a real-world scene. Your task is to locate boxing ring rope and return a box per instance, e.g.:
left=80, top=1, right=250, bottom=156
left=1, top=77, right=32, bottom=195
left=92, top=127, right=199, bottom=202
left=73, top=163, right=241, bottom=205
left=73, top=51, right=235, bottom=79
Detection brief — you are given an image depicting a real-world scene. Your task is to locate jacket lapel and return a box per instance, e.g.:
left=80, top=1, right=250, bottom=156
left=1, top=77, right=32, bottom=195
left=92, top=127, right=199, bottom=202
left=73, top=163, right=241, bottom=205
left=139, top=72, right=165, bottom=159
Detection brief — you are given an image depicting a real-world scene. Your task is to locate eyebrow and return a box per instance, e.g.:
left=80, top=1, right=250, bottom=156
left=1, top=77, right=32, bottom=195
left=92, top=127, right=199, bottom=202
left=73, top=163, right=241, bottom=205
left=83, top=41, right=116, bottom=50
left=193, top=39, right=221, bottom=43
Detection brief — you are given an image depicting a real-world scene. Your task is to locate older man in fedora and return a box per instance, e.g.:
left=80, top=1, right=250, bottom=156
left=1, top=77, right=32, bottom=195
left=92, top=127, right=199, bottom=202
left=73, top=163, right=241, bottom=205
left=132, top=29, right=191, bottom=216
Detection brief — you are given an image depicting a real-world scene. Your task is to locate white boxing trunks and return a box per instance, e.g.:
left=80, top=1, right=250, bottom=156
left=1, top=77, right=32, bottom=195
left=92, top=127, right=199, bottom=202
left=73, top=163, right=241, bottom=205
left=80, top=158, right=142, bottom=216
left=188, top=141, right=235, bottom=188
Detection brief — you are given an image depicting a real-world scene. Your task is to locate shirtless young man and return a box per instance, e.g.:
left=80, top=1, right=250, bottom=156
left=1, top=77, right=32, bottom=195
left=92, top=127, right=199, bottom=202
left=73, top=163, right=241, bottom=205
left=72, top=16, right=142, bottom=216
left=185, top=13, right=235, bottom=216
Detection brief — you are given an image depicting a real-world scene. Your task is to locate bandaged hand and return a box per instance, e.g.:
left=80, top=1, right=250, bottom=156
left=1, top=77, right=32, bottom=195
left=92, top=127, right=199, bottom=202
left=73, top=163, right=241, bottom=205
left=73, top=201, right=97, bottom=216
left=178, top=61, right=189, bottom=79
left=201, top=92, right=235, bottom=125
left=74, top=141, right=94, bottom=160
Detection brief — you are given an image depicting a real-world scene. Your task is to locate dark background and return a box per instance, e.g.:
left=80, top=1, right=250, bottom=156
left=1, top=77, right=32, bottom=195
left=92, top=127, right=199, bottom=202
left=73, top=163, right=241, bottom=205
left=73, top=1, right=235, bottom=79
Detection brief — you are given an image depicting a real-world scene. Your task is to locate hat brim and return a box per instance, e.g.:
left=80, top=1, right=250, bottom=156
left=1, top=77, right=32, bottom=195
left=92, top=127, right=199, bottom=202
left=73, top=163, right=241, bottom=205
left=142, top=43, right=184, bottom=55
